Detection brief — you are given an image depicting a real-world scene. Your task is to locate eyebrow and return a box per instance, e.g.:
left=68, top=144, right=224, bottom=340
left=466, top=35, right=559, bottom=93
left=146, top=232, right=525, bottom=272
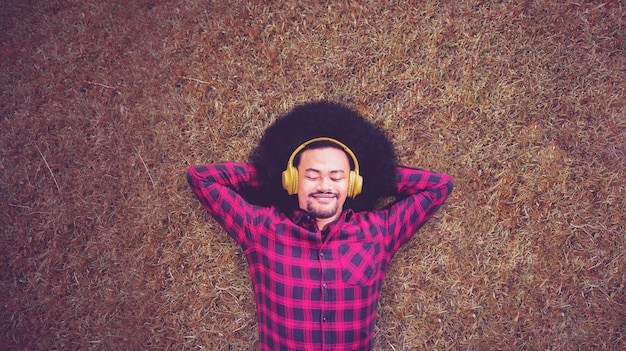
left=304, top=168, right=346, bottom=174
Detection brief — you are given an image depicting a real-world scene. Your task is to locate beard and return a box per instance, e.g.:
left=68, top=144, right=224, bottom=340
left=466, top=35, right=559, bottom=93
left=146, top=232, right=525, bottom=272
left=306, top=192, right=340, bottom=219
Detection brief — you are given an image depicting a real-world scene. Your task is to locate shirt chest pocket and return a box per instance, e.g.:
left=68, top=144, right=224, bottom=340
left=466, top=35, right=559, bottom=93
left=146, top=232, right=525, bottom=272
left=338, top=242, right=381, bottom=287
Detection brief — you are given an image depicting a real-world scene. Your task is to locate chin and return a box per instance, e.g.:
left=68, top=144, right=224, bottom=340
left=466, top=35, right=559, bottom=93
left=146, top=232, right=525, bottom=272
left=308, top=204, right=339, bottom=219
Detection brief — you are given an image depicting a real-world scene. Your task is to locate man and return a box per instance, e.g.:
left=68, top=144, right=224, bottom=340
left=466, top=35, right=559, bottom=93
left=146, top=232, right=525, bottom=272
left=187, top=101, right=453, bottom=350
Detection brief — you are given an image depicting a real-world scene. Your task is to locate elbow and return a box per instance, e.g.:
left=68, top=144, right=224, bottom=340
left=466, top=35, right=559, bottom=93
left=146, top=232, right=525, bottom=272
left=446, top=177, right=454, bottom=195
left=186, top=166, right=197, bottom=187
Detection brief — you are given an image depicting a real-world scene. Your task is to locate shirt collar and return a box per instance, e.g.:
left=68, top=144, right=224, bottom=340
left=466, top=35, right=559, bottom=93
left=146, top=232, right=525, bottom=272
left=290, top=208, right=354, bottom=228
left=291, top=208, right=313, bottom=225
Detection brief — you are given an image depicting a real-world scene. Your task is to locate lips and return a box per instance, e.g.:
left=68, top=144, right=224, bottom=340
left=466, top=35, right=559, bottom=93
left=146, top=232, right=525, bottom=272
left=310, top=192, right=338, bottom=202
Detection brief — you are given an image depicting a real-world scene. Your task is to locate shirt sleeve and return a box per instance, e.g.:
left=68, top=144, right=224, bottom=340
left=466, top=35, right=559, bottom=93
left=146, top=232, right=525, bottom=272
left=383, top=166, right=454, bottom=254
left=186, top=162, right=260, bottom=248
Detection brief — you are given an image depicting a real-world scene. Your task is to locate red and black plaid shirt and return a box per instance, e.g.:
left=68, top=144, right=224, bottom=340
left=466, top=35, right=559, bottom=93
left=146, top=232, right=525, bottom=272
left=187, top=163, right=453, bottom=351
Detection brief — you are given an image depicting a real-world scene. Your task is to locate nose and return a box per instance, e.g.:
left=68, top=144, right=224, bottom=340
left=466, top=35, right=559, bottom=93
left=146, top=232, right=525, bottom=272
left=317, top=176, right=332, bottom=192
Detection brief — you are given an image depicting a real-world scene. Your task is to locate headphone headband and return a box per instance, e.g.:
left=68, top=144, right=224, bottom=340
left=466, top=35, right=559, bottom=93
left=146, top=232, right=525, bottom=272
left=286, top=137, right=360, bottom=172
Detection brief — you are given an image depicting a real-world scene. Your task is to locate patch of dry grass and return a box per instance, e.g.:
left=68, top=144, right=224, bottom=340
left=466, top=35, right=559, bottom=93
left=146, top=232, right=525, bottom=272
left=1, top=0, right=624, bottom=350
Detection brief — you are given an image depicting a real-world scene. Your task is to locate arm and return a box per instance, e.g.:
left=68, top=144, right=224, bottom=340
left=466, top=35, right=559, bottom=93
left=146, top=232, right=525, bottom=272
left=186, top=162, right=260, bottom=246
left=385, top=166, right=453, bottom=253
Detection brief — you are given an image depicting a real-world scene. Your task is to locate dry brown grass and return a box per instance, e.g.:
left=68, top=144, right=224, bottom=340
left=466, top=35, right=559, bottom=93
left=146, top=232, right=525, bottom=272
left=1, top=0, right=624, bottom=350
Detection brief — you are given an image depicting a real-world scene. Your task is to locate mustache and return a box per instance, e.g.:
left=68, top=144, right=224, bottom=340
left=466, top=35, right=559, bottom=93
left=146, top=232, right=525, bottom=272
left=308, top=191, right=339, bottom=197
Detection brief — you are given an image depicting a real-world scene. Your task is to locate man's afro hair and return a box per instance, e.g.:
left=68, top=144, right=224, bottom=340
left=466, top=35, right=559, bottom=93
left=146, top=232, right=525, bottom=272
left=241, top=100, right=398, bottom=213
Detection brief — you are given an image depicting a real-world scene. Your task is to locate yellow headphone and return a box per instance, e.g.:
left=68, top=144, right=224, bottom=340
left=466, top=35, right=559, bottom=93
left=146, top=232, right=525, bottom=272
left=282, top=137, right=363, bottom=198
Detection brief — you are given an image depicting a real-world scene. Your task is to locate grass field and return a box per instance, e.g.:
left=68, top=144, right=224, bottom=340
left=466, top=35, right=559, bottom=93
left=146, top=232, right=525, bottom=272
left=1, top=0, right=624, bottom=350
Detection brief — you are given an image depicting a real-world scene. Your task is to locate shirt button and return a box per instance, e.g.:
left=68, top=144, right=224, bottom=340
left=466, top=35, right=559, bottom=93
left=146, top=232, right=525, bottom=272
left=323, top=283, right=327, bottom=289
left=320, top=252, right=324, bottom=258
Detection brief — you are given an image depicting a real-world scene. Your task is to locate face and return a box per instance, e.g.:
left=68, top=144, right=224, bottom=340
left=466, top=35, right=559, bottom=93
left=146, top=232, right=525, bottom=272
left=297, top=147, right=350, bottom=222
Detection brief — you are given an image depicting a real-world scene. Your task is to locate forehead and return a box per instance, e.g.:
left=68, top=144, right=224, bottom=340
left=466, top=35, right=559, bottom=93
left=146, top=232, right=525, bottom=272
left=298, top=147, right=350, bottom=170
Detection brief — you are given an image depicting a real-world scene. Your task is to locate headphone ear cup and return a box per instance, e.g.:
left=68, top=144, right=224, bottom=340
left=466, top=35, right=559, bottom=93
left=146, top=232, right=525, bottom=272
left=281, top=165, right=298, bottom=195
left=290, top=167, right=298, bottom=194
left=347, top=171, right=355, bottom=198
left=349, top=171, right=363, bottom=198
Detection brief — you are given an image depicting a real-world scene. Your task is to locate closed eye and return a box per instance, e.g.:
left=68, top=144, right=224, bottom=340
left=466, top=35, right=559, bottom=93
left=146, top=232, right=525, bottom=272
left=303, top=169, right=346, bottom=181
left=330, top=170, right=345, bottom=181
